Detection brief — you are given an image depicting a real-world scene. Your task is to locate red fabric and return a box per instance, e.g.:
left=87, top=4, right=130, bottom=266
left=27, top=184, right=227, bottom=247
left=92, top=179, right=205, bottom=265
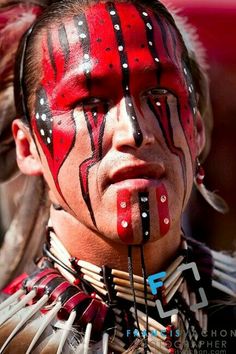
left=2, top=273, right=28, bottom=295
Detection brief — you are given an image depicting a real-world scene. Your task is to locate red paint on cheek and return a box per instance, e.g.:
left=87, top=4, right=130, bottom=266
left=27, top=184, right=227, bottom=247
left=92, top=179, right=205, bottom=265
left=117, top=189, right=133, bottom=243
left=156, top=184, right=170, bottom=236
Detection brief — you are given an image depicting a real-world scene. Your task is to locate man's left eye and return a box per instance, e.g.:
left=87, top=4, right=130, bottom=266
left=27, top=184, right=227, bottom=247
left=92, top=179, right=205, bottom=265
left=146, top=88, right=169, bottom=96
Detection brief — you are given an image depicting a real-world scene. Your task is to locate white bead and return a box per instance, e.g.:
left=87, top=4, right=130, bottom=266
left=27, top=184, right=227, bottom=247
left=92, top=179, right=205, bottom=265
left=110, top=10, right=116, bottom=15
left=47, top=137, right=51, bottom=144
left=114, top=24, right=120, bottom=30
left=121, top=220, right=128, bottom=228
left=142, top=212, right=148, bottom=218
left=40, top=129, right=45, bottom=136
left=160, top=195, right=167, bottom=203
left=141, top=197, right=148, bottom=203
left=142, top=12, right=148, bottom=17
left=78, top=21, right=83, bottom=26
left=41, top=113, right=46, bottom=121
left=123, top=63, right=128, bottom=69
left=118, top=46, right=124, bottom=51
left=40, top=98, right=44, bottom=105
left=80, top=33, right=86, bottom=39
left=36, top=113, right=39, bottom=119
left=147, top=23, right=152, bottom=30
left=164, top=218, right=170, bottom=225
left=120, top=202, right=127, bottom=209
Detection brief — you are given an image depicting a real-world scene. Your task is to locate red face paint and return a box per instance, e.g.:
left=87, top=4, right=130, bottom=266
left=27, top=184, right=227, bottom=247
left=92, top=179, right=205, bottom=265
left=117, top=189, right=133, bottom=243
left=156, top=184, right=170, bottom=237
left=32, top=2, right=197, bottom=238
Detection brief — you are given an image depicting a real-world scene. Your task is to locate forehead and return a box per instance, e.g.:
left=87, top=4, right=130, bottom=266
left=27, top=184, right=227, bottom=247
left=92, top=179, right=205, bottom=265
left=39, top=2, right=187, bottom=104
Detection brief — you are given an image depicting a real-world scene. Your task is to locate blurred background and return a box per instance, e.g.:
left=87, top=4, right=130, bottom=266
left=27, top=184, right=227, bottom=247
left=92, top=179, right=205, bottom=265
left=165, top=0, right=236, bottom=251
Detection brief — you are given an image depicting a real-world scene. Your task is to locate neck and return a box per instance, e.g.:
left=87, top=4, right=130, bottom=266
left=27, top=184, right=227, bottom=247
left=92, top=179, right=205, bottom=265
left=50, top=206, right=182, bottom=276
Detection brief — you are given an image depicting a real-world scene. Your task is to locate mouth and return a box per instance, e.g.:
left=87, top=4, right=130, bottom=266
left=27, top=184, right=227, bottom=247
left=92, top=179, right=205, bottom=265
left=105, top=163, right=165, bottom=191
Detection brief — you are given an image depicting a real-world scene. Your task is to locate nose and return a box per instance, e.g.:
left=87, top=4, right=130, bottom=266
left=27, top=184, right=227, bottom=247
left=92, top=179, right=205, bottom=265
left=112, top=97, right=155, bottom=151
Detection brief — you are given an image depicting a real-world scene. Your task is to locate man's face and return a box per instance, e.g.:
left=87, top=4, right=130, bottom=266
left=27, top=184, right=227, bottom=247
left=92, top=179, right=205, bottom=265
left=32, top=2, right=199, bottom=244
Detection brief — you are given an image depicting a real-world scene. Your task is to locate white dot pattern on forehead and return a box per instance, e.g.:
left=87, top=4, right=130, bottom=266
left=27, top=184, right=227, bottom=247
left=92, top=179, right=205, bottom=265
left=114, top=24, right=120, bottom=30
left=40, top=98, right=44, bottom=105
left=149, top=41, right=153, bottom=46
left=40, top=129, right=45, bottom=136
left=142, top=212, right=148, bottom=218
left=79, top=33, right=86, bottom=39
left=128, top=103, right=132, bottom=107
left=145, top=231, right=149, bottom=236
left=78, top=21, right=83, bottom=26
left=36, top=113, right=39, bottom=119
left=47, top=137, right=51, bottom=144
left=156, top=101, right=161, bottom=106
left=147, top=23, right=152, bottom=30
left=142, top=12, right=148, bottom=17
left=155, top=58, right=159, bottom=62
left=110, top=10, right=116, bottom=15
left=118, top=46, right=124, bottom=51
left=184, top=68, right=188, bottom=75
left=84, top=54, right=89, bottom=60
left=123, top=63, right=128, bottom=69
left=132, top=116, right=136, bottom=120
left=41, top=113, right=46, bottom=121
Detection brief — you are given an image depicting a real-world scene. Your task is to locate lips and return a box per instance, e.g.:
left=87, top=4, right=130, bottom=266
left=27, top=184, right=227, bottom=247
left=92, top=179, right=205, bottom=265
left=106, top=163, right=165, bottom=189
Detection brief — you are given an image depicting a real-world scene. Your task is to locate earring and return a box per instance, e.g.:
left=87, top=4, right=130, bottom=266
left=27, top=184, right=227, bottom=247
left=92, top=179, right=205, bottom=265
left=194, top=159, right=229, bottom=214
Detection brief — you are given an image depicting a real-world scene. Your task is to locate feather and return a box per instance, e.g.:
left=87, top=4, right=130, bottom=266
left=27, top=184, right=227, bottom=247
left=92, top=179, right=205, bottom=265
left=102, top=332, right=109, bottom=354
left=26, top=301, right=62, bottom=353
left=0, top=294, right=49, bottom=353
left=194, top=178, right=229, bottom=214
left=80, top=323, right=92, bottom=354
left=56, top=311, right=77, bottom=354
left=0, top=289, right=25, bottom=312
left=0, top=289, right=36, bottom=326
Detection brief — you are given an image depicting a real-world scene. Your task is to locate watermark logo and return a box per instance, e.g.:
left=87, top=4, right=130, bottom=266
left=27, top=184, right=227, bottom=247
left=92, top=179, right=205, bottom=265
left=147, top=262, right=208, bottom=318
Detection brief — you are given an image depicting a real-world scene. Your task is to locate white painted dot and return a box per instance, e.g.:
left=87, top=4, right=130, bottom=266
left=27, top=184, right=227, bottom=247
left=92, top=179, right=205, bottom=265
left=121, top=220, right=128, bottom=228
left=118, top=45, right=124, bottom=51
left=114, top=24, right=120, bottom=30
left=155, top=57, right=159, bottom=62
left=49, top=130, right=52, bottom=134
left=142, top=12, right=148, bottom=17
left=80, top=33, right=86, bottom=39
left=160, top=195, right=167, bottom=203
left=189, top=86, right=192, bottom=93
left=86, top=69, right=90, bottom=74
left=142, top=212, right=148, bottom=218
left=50, top=118, right=53, bottom=122
left=40, top=98, right=44, bottom=105
left=147, top=23, right=152, bottom=30
left=132, top=116, right=136, bottom=120
left=164, top=218, right=170, bottom=225
left=78, top=21, right=83, bottom=26
left=120, top=202, right=127, bottom=209
left=128, top=103, right=132, bottom=107
left=36, top=113, right=39, bottom=119
left=156, top=101, right=161, bottom=106
left=40, top=129, right=45, bottom=136
left=141, top=197, right=148, bottom=202
left=110, top=10, right=116, bottom=15
left=41, top=113, right=46, bottom=121
left=47, top=137, right=51, bottom=144
left=193, top=107, right=197, bottom=114
left=149, top=41, right=153, bottom=46
left=145, top=231, right=149, bottom=236
left=84, top=54, right=89, bottom=60
left=126, top=86, right=129, bottom=91
left=93, top=112, right=97, bottom=116
left=184, top=68, right=188, bottom=75
left=123, top=63, right=128, bottom=69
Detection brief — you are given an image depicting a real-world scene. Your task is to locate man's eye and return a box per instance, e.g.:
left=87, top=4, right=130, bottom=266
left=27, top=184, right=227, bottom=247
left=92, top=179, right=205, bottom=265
left=82, top=98, right=102, bottom=106
left=146, top=88, right=169, bottom=96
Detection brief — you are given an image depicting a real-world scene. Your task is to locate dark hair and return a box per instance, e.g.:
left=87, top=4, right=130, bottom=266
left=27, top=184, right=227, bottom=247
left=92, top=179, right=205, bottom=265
left=14, top=0, right=209, bottom=150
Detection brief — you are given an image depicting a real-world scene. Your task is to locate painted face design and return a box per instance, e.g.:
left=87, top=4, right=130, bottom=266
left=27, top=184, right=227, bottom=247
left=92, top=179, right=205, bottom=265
left=33, top=2, right=197, bottom=244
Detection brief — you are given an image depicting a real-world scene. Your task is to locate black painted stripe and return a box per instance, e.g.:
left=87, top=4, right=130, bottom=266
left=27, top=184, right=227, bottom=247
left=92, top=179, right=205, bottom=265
left=58, top=23, right=70, bottom=66
left=47, top=30, right=57, bottom=80
left=139, top=192, right=150, bottom=243
left=107, top=2, right=143, bottom=147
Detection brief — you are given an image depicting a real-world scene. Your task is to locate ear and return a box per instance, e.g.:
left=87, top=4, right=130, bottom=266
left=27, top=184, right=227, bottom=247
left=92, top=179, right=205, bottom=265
left=12, top=119, right=43, bottom=175
left=195, top=111, right=206, bottom=156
